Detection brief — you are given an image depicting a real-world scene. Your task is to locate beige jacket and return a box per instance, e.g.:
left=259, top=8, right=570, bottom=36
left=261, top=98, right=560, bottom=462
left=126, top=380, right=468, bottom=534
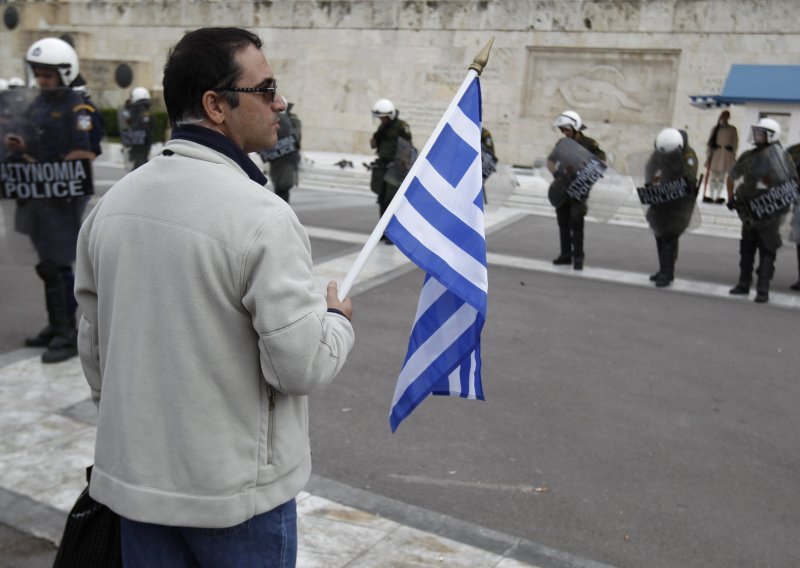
left=707, top=123, right=738, bottom=173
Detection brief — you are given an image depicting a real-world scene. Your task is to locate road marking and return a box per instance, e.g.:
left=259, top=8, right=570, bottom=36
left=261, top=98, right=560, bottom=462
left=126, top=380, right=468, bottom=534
left=305, top=224, right=800, bottom=310
left=388, top=474, right=550, bottom=495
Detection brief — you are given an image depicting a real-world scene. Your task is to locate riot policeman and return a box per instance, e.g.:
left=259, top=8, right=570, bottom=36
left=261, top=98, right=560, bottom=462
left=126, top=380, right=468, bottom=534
left=641, top=128, right=699, bottom=287
left=4, top=37, right=97, bottom=362
left=786, top=141, right=800, bottom=291
left=370, top=98, right=413, bottom=244
left=548, top=110, right=606, bottom=270
left=259, top=100, right=300, bottom=202
left=727, top=118, right=799, bottom=303
left=121, top=86, right=153, bottom=170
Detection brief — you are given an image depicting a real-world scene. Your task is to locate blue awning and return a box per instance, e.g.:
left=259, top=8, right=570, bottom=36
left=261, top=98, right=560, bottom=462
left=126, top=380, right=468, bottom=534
left=689, top=64, right=800, bottom=107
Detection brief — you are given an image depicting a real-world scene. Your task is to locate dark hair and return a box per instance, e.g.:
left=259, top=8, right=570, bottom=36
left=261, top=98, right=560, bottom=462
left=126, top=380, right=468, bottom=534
left=163, top=27, right=262, bottom=126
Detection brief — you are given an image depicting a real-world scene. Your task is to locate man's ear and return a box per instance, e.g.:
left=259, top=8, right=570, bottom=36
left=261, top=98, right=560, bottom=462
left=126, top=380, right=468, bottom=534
left=201, top=90, right=226, bottom=126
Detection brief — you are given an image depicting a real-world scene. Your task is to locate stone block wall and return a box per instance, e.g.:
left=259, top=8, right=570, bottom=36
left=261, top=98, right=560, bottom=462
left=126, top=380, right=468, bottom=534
left=2, top=0, right=799, bottom=168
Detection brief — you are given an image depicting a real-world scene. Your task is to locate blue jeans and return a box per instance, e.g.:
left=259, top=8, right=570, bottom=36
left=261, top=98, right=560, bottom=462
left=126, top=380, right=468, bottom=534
left=120, top=499, right=297, bottom=567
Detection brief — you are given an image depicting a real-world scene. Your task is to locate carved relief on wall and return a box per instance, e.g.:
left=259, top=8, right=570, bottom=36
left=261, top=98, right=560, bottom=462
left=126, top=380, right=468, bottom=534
left=523, top=47, right=680, bottom=126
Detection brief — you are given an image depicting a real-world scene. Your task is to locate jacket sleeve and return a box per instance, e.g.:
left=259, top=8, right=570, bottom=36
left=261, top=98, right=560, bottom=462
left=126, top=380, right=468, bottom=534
left=242, top=209, right=354, bottom=395
left=74, top=205, right=102, bottom=405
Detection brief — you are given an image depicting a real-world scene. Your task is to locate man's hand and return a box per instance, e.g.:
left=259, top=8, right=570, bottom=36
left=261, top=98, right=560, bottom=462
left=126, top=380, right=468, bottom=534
left=326, top=280, right=353, bottom=321
left=4, top=134, right=26, bottom=154
left=726, top=199, right=737, bottom=211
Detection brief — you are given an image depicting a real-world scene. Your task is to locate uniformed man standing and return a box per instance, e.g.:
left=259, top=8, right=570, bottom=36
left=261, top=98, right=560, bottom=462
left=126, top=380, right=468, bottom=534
left=3, top=37, right=97, bottom=362
left=704, top=110, right=738, bottom=204
left=727, top=118, right=798, bottom=303
left=480, top=126, right=497, bottom=204
left=370, top=98, right=412, bottom=244
left=121, top=86, right=153, bottom=170
left=785, top=141, right=800, bottom=291
left=259, top=101, right=300, bottom=202
left=642, top=128, right=699, bottom=287
left=549, top=110, right=606, bottom=270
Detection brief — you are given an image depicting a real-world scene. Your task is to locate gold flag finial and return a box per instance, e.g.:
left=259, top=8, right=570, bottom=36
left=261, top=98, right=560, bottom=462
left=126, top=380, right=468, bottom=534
left=469, top=37, right=495, bottom=75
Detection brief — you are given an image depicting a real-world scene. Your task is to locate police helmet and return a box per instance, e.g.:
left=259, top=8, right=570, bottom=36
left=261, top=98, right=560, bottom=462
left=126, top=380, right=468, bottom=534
left=25, top=37, right=79, bottom=87
left=8, top=76, right=25, bottom=89
left=654, top=128, right=683, bottom=153
left=553, top=110, right=584, bottom=132
left=751, top=117, right=781, bottom=144
left=131, top=87, right=151, bottom=103
left=372, top=98, right=396, bottom=119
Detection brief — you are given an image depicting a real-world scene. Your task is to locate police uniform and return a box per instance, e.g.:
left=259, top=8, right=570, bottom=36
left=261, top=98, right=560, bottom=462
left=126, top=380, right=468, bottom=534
left=644, top=140, right=699, bottom=286
left=16, top=88, right=93, bottom=359
left=122, top=98, right=151, bottom=170
left=729, top=143, right=795, bottom=301
left=371, top=116, right=412, bottom=217
left=261, top=110, right=299, bottom=202
left=552, top=131, right=605, bottom=270
left=786, top=143, right=800, bottom=291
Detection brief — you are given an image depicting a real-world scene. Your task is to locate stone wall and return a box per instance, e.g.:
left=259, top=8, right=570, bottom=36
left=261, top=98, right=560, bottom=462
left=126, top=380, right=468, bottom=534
left=2, top=0, right=799, bottom=168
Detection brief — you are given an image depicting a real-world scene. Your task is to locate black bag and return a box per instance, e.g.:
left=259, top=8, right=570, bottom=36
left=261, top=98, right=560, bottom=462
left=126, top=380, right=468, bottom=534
left=53, top=466, right=123, bottom=568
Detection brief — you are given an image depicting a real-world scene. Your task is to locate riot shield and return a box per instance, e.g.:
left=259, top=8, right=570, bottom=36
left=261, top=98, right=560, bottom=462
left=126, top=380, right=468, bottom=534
left=384, top=137, right=417, bottom=188
left=547, top=137, right=632, bottom=222
left=627, top=150, right=701, bottom=238
left=1, top=87, right=39, bottom=264
left=730, top=144, right=800, bottom=228
left=0, top=86, right=38, bottom=161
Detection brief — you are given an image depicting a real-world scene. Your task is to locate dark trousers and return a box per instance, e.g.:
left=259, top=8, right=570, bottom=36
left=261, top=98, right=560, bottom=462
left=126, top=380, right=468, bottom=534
left=736, top=225, right=778, bottom=292
left=555, top=199, right=586, bottom=259
left=121, top=499, right=297, bottom=568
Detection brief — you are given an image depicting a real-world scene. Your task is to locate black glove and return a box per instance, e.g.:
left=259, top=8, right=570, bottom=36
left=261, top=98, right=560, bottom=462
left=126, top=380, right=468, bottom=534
left=726, top=199, right=737, bottom=211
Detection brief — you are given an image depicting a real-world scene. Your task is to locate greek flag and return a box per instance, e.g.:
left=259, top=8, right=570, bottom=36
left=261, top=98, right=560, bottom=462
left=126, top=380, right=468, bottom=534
left=385, top=77, right=487, bottom=432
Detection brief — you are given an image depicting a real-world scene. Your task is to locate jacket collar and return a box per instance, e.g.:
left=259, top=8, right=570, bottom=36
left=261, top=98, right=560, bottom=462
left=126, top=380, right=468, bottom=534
left=170, top=124, right=268, bottom=186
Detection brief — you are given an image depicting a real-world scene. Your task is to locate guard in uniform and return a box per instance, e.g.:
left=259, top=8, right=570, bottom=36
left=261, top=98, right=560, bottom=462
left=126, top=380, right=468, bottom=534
left=370, top=98, right=412, bottom=243
left=642, top=128, right=699, bottom=287
left=549, top=110, right=606, bottom=270
left=786, top=141, right=800, bottom=291
left=727, top=118, right=798, bottom=303
left=259, top=99, right=300, bottom=202
left=480, top=126, right=497, bottom=204
left=4, top=37, right=97, bottom=362
left=121, top=86, right=152, bottom=170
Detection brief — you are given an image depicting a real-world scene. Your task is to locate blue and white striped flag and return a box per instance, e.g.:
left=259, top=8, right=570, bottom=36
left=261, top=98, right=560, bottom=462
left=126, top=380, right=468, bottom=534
left=385, top=76, right=487, bottom=432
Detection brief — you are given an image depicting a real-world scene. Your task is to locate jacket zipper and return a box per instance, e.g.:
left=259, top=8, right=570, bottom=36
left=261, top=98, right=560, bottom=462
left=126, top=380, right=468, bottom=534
left=267, top=386, right=275, bottom=465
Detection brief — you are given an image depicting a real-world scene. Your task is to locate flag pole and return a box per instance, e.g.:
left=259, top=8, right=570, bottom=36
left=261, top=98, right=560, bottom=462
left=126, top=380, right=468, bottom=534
left=338, top=37, right=494, bottom=301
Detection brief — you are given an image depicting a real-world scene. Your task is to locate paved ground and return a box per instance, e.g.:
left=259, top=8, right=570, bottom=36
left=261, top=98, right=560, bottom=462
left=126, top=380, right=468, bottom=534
left=1, top=146, right=799, bottom=567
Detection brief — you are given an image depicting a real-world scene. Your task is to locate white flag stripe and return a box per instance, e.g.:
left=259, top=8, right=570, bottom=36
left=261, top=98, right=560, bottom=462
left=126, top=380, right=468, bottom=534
left=391, top=302, right=478, bottom=407
left=445, top=335, right=478, bottom=397
left=414, top=276, right=447, bottom=321
left=415, top=158, right=485, bottom=229
left=393, top=203, right=488, bottom=291
left=447, top=367, right=460, bottom=394
left=448, top=105, right=482, bottom=151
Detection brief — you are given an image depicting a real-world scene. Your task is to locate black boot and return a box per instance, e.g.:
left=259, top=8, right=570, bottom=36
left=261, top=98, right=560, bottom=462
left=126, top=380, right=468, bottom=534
left=655, top=239, right=676, bottom=288
left=651, top=237, right=664, bottom=283
left=791, top=245, right=800, bottom=291
left=572, top=221, right=584, bottom=271
left=754, top=252, right=775, bottom=304
left=729, top=239, right=756, bottom=295
left=553, top=205, right=572, bottom=265
left=36, top=263, right=77, bottom=364
left=25, top=325, right=56, bottom=348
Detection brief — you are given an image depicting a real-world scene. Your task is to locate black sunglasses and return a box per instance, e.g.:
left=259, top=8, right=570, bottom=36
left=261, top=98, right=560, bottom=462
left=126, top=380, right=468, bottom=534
left=215, top=80, right=277, bottom=102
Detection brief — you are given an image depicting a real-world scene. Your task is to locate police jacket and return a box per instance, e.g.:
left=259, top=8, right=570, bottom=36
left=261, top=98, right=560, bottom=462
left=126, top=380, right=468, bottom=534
left=372, top=117, right=412, bottom=164
left=75, top=132, right=355, bottom=528
left=575, top=132, right=606, bottom=162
